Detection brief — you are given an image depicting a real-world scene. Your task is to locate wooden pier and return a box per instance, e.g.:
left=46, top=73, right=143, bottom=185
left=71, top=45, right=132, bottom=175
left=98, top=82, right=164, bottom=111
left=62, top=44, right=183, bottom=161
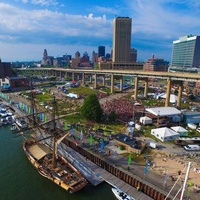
left=61, top=137, right=174, bottom=200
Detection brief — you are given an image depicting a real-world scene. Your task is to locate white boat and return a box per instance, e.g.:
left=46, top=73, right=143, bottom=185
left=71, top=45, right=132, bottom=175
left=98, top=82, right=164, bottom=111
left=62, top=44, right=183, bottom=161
left=1, top=118, right=8, bottom=125
left=15, top=118, right=28, bottom=129
left=111, top=188, right=135, bottom=200
left=10, top=123, right=17, bottom=131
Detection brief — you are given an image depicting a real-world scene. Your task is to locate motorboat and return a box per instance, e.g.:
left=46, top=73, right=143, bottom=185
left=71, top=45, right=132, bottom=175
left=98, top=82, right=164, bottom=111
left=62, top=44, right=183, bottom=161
left=1, top=118, right=8, bottom=125
left=15, top=118, right=28, bottom=129
left=11, top=123, right=17, bottom=131
left=6, top=116, right=14, bottom=124
left=111, top=188, right=135, bottom=200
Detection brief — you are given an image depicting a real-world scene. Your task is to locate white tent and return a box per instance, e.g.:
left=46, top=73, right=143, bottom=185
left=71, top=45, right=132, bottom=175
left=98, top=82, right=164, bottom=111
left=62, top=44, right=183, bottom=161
left=171, top=126, right=188, bottom=136
left=151, top=127, right=180, bottom=142
left=139, top=116, right=152, bottom=125
left=157, top=93, right=178, bottom=103
left=146, top=107, right=181, bottom=117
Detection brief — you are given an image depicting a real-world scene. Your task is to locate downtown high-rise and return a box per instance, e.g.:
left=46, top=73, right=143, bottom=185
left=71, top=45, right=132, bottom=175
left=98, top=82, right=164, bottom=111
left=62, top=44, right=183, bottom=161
left=171, top=35, right=200, bottom=70
left=112, top=17, right=132, bottom=63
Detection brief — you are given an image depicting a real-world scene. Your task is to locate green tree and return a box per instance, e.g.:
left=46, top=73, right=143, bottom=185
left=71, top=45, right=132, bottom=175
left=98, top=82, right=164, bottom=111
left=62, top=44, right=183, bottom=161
left=108, top=111, right=116, bottom=122
left=81, top=94, right=103, bottom=122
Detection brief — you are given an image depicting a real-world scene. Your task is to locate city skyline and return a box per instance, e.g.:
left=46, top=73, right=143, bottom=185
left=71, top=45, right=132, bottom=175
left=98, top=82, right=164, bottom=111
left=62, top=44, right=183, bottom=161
left=0, top=0, right=199, bottom=62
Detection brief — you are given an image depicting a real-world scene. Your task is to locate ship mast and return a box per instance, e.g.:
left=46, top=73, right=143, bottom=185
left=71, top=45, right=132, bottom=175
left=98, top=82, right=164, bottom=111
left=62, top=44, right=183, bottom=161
left=30, top=77, right=37, bottom=127
left=52, top=96, right=57, bottom=168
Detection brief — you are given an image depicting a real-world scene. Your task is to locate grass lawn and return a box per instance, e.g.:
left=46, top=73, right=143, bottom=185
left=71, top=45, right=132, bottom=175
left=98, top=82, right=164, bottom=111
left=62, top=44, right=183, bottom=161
left=68, top=86, right=97, bottom=96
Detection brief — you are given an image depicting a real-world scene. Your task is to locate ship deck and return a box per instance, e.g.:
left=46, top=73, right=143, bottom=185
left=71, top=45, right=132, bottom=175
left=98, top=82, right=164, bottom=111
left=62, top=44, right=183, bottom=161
left=29, top=144, right=52, bottom=160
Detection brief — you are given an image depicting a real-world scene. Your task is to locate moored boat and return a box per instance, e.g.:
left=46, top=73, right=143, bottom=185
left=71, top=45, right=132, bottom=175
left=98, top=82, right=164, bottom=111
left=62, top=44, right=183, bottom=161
left=111, top=188, right=135, bottom=200
left=23, top=137, right=87, bottom=193
left=15, top=118, right=28, bottom=129
left=11, top=123, right=17, bottom=131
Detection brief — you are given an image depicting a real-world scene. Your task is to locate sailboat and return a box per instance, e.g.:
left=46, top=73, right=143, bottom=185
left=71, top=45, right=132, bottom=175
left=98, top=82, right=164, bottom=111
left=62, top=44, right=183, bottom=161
left=164, top=162, right=192, bottom=200
left=21, top=85, right=87, bottom=193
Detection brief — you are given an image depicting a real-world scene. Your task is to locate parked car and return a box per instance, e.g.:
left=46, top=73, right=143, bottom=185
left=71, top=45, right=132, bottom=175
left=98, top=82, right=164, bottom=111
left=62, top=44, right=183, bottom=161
left=184, top=144, right=200, bottom=151
left=197, top=127, right=200, bottom=133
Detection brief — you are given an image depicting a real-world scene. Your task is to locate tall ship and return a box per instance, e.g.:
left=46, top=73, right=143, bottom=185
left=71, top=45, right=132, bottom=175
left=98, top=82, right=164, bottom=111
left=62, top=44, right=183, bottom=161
left=18, top=89, right=87, bottom=193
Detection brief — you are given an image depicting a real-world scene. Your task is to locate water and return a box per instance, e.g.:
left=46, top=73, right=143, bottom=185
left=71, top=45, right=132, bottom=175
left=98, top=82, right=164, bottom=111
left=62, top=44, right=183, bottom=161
left=0, top=126, right=115, bottom=200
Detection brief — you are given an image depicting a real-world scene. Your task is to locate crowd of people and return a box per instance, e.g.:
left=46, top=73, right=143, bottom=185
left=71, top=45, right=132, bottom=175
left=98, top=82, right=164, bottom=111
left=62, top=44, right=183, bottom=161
left=101, top=97, right=145, bottom=122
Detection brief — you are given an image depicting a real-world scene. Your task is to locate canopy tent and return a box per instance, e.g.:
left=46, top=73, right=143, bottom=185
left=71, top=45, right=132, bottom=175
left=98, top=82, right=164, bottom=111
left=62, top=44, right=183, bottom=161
left=171, top=126, right=188, bottom=136
left=139, top=116, right=153, bottom=125
left=151, top=127, right=180, bottom=142
left=156, top=93, right=178, bottom=103
left=146, top=107, right=181, bottom=117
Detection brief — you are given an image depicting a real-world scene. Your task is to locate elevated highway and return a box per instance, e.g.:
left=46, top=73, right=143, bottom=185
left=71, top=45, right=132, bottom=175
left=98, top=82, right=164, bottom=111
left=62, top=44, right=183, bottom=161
left=16, top=68, right=200, bottom=107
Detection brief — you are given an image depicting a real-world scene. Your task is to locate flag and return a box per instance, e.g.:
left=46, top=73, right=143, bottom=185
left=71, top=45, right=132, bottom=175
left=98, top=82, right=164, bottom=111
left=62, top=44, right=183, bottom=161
left=39, top=113, right=43, bottom=121
left=80, top=130, right=83, bottom=140
left=128, top=153, right=132, bottom=165
left=44, top=115, right=48, bottom=122
left=164, top=171, right=169, bottom=185
left=71, top=127, right=75, bottom=135
left=100, top=139, right=104, bottom=151
left=113, top=150, right=117, bottom=158
left=187, top=181, right=194, bottom=196
left=89, top=135, right=93, bottom=146
left=144, top=160, right=149, bottom=174
left=28, top=107, right=31, bottom=114
left=64, top=123, right=68, bottom=130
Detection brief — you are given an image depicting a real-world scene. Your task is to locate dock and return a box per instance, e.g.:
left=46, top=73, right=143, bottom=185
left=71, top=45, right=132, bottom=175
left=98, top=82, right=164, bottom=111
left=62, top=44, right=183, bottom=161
left=58, top=143, right=154, bottom=200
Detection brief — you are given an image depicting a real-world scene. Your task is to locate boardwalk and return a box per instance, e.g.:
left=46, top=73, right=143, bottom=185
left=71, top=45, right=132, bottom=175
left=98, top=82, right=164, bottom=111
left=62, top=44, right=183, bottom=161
left=58, top=144, right=154, bottom=200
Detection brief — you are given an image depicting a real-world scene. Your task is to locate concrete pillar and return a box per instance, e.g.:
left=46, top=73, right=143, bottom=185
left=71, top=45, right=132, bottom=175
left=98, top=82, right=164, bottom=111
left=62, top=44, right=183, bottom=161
left=119, top=77, right=123, bottom=92
left=94, top=74, right=97, bottom=89
left=102, top=75, right=105, bottom=87
left=65, top=72, right=68, bottom=79
left=82, top=73, right=85, bottom=86
left=110, top=74, right=114, bottom=94
left=165, top=79, right=172, bottom=107
left=134, top=77, right=139, bottom=101
left=90, top=75, right=93, bottom=83
left=144, top=80, right=148, bottom=98
left=60, top=71, right=62, bottom=78
left=72, top=72, right=75, bottom=81
left=177, top=82, right=183, bottom=107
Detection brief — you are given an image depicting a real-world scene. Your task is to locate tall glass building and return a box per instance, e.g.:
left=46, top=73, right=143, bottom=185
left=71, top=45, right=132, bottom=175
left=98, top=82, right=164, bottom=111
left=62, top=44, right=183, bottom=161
left=170, top=35, right=200, bottom=71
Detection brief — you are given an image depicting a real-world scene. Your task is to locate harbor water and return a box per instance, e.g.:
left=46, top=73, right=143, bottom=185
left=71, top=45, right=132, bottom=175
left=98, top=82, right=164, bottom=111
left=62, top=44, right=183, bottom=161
left=0, top=125, right=115, bottom=200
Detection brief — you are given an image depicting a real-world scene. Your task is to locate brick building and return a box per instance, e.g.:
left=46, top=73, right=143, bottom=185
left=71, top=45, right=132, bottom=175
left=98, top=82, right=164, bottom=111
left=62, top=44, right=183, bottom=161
left=143, top=55, right=169, bottom=72
left=0, top=59, right=13, bottom=78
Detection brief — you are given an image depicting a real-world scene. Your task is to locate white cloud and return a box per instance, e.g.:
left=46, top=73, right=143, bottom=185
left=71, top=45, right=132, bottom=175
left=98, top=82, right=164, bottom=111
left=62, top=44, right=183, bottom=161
left=21, top=0, right=29, bottom=3
left=93, top=6, right=120, bottom=15
left=128, top=0, right=200, bottom=39
left=0, top=3, right=112, bottom=40
left=31, top=0, right=58, bottom=6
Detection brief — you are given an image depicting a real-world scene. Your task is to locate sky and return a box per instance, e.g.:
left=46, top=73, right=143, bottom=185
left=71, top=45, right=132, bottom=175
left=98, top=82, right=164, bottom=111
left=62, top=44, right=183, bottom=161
left=0, top=0, right=200, bottom=62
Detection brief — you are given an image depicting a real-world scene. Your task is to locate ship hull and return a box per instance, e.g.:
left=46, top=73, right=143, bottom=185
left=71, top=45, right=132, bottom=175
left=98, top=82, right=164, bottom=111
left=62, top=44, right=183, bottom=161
left=23, top=140, right=87, bottom=193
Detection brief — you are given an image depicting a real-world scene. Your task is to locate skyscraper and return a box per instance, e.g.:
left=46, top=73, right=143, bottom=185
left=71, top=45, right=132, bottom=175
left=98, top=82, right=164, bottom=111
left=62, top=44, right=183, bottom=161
left=112, top=17, right=132, bottom=63
left=171, top=35, right=200, bottom=69
left=98, top=46, right=105, bottom=57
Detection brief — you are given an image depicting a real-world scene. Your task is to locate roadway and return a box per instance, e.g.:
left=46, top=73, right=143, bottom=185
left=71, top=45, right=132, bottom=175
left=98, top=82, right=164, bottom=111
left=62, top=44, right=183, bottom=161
left=17, top=68, right=200, bottom=82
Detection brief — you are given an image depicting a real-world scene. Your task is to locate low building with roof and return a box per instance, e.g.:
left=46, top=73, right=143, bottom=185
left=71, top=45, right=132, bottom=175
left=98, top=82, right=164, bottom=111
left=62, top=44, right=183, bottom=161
left=113, top=133, right=146, bottom=154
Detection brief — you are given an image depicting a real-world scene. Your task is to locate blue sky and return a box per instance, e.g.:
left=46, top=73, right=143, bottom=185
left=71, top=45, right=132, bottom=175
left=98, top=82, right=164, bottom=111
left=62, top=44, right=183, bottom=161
left=0, top=0, right=199, bottom=62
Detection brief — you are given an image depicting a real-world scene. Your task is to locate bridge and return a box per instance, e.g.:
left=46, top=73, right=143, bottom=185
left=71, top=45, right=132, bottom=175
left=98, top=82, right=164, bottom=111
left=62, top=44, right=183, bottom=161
left=16, top=68, right=200, bottom=107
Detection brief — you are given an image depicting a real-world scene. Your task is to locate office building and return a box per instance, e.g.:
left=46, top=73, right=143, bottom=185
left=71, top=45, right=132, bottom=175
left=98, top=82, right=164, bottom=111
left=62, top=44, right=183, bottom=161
left=0, top=59, right=12, bottom=78
left=112, top=17, right=132, bottom=63
left=143, top=55, right=169, bottom=72
left=170, top=35, right=200, bottom=71
left=98, top=46, right=105, bottom=57
left=130, top=48, right=137, bottom=62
